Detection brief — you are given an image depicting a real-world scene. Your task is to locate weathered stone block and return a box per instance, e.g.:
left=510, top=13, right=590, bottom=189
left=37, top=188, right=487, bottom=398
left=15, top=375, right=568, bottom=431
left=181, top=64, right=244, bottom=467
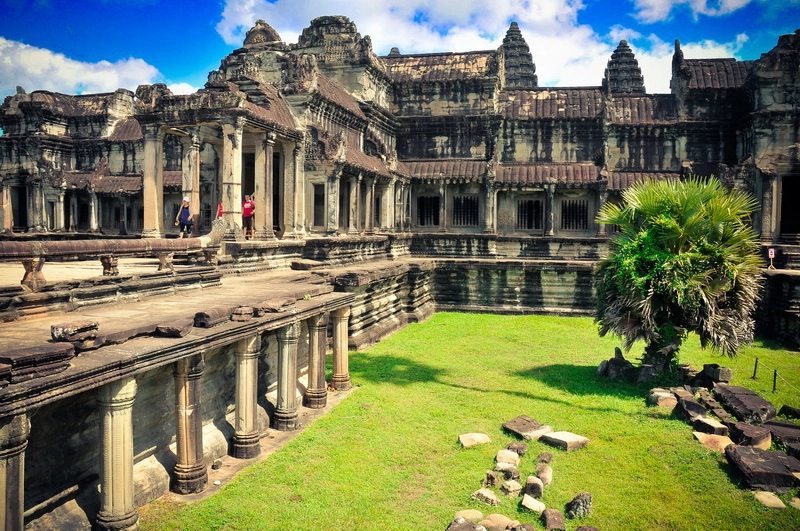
left=565, top=492, right=593, bottom=519
left=763, top=420, right=800, bottom=445
left=521, top=494, right=546, bottom=514
left=702, top=363, right=732, bottom=382
left=525, top=475, right=544, bottom=497
left=194, top=307, right=231, bottom=327
left=502, top=414, right=554, bottom=441
left=725, top=444, right=800, bottom=492
left=540, top=431, right=589, bottom=451
left=471, top=487, right=500, bottom=506
left=51, top=320, right=99, bottom=341
left=501, top=479, right=522, bottom=496
left=507, top=441, right=528, bottom=456
left=693, top=416, right=728, bottom=436
left=536, top=463, right=553, bottom=486
left=496, top=448, right=521, bottom=467
left=540, top=508, right=566, bottom=531
left=693, top=432, right=733, bottom=453
left=729, top=422, right=772, bottom=450
left=648, top=387, right=678, bottom=409
left=459, top=432, right=491, bottom=448
left=156, top=320, right=194, bottom=338
left=714, top=383, right=777, bottom=424
left=754, top=491, right=786, bottom=509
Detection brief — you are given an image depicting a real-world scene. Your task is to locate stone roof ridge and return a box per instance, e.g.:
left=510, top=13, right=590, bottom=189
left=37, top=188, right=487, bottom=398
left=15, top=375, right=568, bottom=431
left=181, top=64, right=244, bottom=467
left=314, top=74, right=367, bottom=120
left=603, top=40, right=646, bottom=95
left=501, top=21, right=538, bottom=89
left=242, top=19, right=283, bottom=49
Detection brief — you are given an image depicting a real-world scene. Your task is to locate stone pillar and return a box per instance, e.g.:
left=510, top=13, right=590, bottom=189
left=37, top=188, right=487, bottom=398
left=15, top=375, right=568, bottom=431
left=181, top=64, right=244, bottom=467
left=438, top=181, right=448, bottom=233
left=173, top=353, right=207, bottom=494
left=0, top=184, right=11, bottom=232
left=348, top=175, right=358, bottom=234
left=56, top=190, right=65, bottom=231
left=274, top=323, right=300, bottom=431
left=385, top=178, right=396, bottom=232
left=365, top=177, right=375, bottom=235
left=331, top=307, right=351, bottom=391
left=291, top=143, right=306, bottom=238
left=142, top=125, right=165, bottom=238
left=303, top=314, right=328, bottom=409
left=483, top=183, right=497, bottom=234
left=545, top=184, right=555, bottom=236
left=326, top=173, right=340, bottom=236
left=0, top=413, right=30, bottom=531
left=596, top=188, right=609, bottom=237
left=232, top=335, right=261, bottom=459
left=69, top=194, right=78, bottom=232
left=27, top=180, right=42, bottom=232
left=760, top=171, right=776, bottom=243
left=89, top=190, right=100, bottom=232
left=221, top=119, right=244, bottom=239
left=119, top=195, right=128, bottom=235
left=180, top=133, right=201, bottom=231
left=253, top=132, right=275, bottom=239
left=96, top=377, right=139, bottom=531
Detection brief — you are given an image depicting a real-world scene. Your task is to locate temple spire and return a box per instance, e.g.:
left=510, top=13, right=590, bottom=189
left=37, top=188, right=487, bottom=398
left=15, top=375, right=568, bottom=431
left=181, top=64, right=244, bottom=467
left=501, top=22, right=538, bottom=89
left=602, top=40, right=646, bottom=94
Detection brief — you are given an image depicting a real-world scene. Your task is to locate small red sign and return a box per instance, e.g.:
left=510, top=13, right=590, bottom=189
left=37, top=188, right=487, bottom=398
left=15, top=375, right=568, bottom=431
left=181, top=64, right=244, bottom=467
left=769, top=248, right=775, bottom=259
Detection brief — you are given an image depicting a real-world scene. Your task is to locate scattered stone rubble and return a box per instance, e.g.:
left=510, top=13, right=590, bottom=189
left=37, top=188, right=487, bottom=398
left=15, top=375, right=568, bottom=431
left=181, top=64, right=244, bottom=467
left=644, top=363, right=800, bottom=504
left=452, top=418, right=593, bottom=530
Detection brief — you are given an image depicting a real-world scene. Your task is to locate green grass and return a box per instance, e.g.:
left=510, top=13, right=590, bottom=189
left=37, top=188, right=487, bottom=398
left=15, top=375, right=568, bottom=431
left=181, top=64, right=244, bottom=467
left=140, top=313, right=800, bottom=531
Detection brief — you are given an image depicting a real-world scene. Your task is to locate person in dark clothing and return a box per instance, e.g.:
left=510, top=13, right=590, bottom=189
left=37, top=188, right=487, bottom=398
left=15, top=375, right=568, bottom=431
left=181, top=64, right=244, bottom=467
left=176, top=197, right=193, bottom=238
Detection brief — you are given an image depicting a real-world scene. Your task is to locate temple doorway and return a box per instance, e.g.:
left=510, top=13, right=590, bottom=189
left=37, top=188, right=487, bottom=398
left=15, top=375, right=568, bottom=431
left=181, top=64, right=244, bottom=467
left=780, top=176, right=800, bottom=238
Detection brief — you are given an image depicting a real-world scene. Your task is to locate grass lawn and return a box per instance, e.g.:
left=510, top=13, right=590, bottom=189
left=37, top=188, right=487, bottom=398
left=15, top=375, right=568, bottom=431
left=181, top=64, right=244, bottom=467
left=140, top=313, right=800, bottom=531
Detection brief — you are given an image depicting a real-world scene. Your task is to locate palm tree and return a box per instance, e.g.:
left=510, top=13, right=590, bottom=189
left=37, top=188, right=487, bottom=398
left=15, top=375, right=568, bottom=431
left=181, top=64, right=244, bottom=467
left=595, top=176, right=765, bottom=373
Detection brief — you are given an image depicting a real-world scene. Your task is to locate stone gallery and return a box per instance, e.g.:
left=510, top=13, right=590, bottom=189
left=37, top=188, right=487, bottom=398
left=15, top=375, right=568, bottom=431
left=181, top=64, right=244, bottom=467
left=1, top=15, right=800, bottom=530
left=1, top=17, right=798, bottom=245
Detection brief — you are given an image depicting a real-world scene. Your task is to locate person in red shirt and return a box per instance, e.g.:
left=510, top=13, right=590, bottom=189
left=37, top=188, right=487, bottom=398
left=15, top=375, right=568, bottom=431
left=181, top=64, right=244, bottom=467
left=242, top=195, right=255, bottom=239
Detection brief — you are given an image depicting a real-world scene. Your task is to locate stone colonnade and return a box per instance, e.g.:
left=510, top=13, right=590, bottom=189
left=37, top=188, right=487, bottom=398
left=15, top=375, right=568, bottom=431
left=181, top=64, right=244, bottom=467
left=328, top=172, right=409, bottom=235
left=0, top=305, right=351, bottom=531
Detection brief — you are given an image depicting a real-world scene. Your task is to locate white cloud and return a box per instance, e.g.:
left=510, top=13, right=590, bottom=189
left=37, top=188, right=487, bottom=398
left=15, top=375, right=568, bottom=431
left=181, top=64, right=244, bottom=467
left=168, top=82, right=200, bottom=95
left=632, top=0, right=753, bottom=24
left=0, top=37, right=161, bottom=99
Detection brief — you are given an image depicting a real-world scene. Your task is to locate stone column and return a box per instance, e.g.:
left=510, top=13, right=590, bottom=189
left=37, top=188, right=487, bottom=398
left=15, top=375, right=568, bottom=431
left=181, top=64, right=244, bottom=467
left=385, top=178, right=396, bottom=232
left=118, top=195, right=128, bottom=235
left=760, top=171, right=776, bottom=243
left=483, top=183, right=497, bottom=234
left=274, top=323, right=300, bottom=431
left=545, top=184, right=555, bottom=236
left=89, top=190, right=100, bottom=232
left=290, top=143, right=306, bottom=238
left=69, top=194, right=78, bottom=232
left=180, top=133, right=201, bottom=231
left=96, top=377, right=139, bottom=531
left=27, top=180, right=42, bottom=232
left=365, top=177, right=375, bottom=235
left=253, top=132, right=275, bottom=239
left=141, top=125, right=165, bottom=238
left=303, top=314, right=328, bottom=409
left=438, top=181, right=448, bottom=233
left=348, top=175, right=358, bottom=234
left=596, top=188, right=609, bottom=237
left=232, top=335, right=261, bottom=459
left=221, top=119, right=244, bottom=239
left=331, top=307, right=351, bottom=391
left=57, top=190, right=65, bottom=231
left=173, top=353, right=207, bottom=494
left=326, top=173, right=340, bottom=236
left=0, top=413, right=30, bottom=531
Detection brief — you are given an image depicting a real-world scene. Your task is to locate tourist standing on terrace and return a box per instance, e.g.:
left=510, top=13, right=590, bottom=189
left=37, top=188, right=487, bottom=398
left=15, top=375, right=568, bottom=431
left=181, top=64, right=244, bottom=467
left=176, top=197, right=193, bottom=238
left=242, top=195, right=255, bottom=240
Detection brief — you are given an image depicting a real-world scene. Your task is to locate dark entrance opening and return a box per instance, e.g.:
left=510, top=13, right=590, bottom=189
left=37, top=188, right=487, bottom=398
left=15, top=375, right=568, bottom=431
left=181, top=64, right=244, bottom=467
left=780, top=176, right=800, bottom=237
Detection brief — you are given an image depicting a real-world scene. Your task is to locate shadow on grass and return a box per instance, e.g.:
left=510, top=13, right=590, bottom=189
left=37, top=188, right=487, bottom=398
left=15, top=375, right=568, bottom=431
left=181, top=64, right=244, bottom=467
left=347, top=353, right=449, bottom=386
left=515, top=364, right=651, bottom=399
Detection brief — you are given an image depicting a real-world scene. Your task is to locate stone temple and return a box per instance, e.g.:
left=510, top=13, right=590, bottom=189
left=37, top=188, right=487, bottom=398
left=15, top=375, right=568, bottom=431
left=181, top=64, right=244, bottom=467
left=0, top=16, right=799, bottom=530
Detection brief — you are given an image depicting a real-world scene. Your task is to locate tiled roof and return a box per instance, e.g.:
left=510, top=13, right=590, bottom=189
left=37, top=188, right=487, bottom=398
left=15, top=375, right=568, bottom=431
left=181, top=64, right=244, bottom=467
left=499, top=89, right=604, bottom=119
left=108, top=118, right=143, bottom=141
left=64, top=173, right=143, bottom=194
left=607, top=171, right=680, bottom=191
left=342, top=143, right=391, bottom=177
left=242, top=82, right=299, bottom=133
left=498, top=163, right=600, bottom=187
left=315, top=75, right=366, bottom=119
left=683, top=59, right=754, bottom=90
left=382, top=51, right=497, bottom=82
left=607, top=95, right=677, bottom=124
left=404, top=159, right=487, bottom=182
left=163, top=171, right=182, bottom=188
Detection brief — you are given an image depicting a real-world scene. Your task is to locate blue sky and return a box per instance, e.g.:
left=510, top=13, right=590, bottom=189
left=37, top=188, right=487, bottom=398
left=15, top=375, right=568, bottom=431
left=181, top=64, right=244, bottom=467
left=1, top=0, right=798, bottom=99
